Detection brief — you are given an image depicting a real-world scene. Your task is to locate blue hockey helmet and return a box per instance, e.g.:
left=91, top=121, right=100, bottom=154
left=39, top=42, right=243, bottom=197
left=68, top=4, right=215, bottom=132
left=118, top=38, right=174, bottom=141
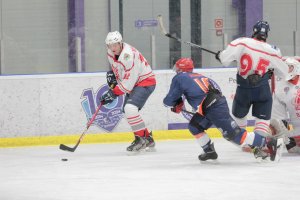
left=252, top=20, right=270, bottom=41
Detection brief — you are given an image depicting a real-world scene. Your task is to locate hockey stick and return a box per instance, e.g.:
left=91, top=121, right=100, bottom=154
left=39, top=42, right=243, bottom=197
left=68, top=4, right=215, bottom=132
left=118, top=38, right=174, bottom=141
left=157, top=15, right=217, bottom=55
left=181, top=109, right=195, bottom=115
left=59, top=102, right=104, bottom=152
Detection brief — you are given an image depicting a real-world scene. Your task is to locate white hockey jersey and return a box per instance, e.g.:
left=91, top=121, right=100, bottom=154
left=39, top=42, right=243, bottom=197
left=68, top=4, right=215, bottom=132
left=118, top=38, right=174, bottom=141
left=107, top=43, right=155, bottom=94
left=272, top=77, right=300, bottom=137
left=219, top=37, right=289, bottom=80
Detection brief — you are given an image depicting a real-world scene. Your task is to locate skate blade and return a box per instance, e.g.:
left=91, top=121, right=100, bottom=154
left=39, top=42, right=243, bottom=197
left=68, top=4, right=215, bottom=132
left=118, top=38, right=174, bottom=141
left=126, top=148, right=146, bottom=156
left=274, top=138, right=284, bottom=162
left=145, top=147, right=156, bottom=152
left=255, top=157, right=270, bottom=163
left=199, top=159, right=219, bottom=165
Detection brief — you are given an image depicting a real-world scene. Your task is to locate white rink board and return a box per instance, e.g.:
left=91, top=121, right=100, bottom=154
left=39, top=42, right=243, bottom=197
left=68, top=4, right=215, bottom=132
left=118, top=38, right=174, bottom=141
left=0, top=68, right=251, bottom=137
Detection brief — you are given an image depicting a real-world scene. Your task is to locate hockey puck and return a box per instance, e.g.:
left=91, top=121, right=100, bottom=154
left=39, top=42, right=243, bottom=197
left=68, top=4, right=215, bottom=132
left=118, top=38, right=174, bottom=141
left=61, top=158, right=68, bottom=161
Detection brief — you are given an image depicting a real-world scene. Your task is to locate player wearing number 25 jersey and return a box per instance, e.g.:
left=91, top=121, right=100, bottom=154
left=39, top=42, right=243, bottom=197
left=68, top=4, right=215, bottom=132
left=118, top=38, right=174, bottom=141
left=215, top=20, right=289, bottom=139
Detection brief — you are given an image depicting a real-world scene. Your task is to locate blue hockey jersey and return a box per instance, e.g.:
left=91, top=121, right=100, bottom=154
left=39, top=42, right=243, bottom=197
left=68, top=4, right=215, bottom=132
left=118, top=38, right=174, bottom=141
left=163, top=72, right=221, bottom=111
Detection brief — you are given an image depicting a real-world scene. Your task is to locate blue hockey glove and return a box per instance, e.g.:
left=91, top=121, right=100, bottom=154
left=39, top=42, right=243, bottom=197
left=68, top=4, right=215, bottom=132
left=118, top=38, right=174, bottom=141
left=106, top=71, right=117, bottom=89
left=100, top=90, right=117, bottom=105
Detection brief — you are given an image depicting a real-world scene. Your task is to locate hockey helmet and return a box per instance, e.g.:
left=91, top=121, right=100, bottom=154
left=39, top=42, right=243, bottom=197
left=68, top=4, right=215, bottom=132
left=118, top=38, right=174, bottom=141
left=252, top=20, right=270, bottom=40
left=294, top=56, right=300, bottom=63
left=174, top=58, right=194, bottom=73
left=105, top=31, right=123, bottom=45
left=285, top=57, right=300, bottom=80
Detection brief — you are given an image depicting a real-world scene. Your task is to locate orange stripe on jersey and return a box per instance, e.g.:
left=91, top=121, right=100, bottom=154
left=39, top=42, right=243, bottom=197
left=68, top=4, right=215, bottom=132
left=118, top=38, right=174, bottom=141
left=194, top=79, right=208, bottom=93
left=201, top=78, right=210, bottom=89
left=240, top=131, right=248, bottom=144
left=197, top=99, right=205, bottom=116
left=189, top=73, right=203, bottom=77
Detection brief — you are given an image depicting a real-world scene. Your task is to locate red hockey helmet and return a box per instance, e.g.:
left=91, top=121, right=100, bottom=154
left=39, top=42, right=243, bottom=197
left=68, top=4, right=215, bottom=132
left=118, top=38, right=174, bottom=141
left=174, top=58, right=194, bottom=73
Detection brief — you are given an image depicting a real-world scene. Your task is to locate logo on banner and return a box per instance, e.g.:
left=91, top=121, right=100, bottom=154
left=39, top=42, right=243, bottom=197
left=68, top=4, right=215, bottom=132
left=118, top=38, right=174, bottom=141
left=81, top=85, right=124, bottom=132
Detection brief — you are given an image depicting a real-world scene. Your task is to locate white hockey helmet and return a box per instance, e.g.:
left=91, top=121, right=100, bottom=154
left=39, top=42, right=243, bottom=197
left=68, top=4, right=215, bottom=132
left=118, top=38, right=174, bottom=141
left=285, top=57, right=300, bottom=80
left=294, top=56, right=300, bottom=63
left=105, top=31, right=122, bottom=45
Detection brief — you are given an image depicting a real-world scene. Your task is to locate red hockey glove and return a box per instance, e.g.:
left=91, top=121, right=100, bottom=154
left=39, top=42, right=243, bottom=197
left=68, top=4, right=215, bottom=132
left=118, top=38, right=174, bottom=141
left=171, top=98, right=184, bottom=113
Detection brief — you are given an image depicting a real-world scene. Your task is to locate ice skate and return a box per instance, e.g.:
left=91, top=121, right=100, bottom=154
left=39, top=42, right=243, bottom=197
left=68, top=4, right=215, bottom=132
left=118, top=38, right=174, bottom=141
left=198, top=143, right=218, bottom=161
left=253, top=147, right=269, bottom=162
left=267, top=137, right=284, bottom=162
left=145, top=132, right=156, bottom=152
left=270, top=119, right=289, bottom=138
left=286, top=137, right=300, bottom=153
left=126, top=135, right=147, bottom=155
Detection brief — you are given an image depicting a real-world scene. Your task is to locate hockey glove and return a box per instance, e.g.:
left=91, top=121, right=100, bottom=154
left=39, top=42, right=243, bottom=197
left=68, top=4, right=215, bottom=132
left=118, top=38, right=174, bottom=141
left=267, top=68, right=274, bottom=79
left=100, top=90, right=117, bottom=105
left=171, top=98, right=184, bottom=113
left=215, top=50, right=221, bottom=62
left=106, top=70, right=117, bottom=89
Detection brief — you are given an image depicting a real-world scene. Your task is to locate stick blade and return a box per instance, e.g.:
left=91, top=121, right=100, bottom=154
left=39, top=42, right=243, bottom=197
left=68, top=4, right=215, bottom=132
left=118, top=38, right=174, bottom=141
left=157, top=15, right=168, bottom=35
left=59, top=144, right=75, bottom=152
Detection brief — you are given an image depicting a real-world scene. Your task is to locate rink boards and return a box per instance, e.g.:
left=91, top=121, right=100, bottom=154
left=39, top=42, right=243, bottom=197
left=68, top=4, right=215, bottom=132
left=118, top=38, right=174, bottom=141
left=0, top=68, right=255, bottom=147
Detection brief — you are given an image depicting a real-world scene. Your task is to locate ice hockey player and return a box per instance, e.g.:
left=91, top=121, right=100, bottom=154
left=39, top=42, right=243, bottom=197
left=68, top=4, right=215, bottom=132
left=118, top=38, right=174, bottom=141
left=271, top=57, right=300, bottom=153
left=100, top=31, right=156, bottom=154
left=163, top=57, right=283, bottom=162
left=215, top=20, right=289, bottom=140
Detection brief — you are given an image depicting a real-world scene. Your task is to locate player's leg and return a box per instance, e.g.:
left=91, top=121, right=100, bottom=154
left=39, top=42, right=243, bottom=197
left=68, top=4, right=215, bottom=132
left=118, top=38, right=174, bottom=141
left=252, top=84, right=273, bottom=137
left=208, top=98, right=265, bottom=146
left=287, top=136, right=300, bottom=153
left=251, top=85, right=284, bottom=160
left=238, top=84, right=272, bottom=152
left=188, top=113, right=217, bottom=161
left=232, top=86, right=251, bottom=127
left=271, top=119, right=300, bottom=153
left=208, top=98, right=282, bottom=161
left=123, top=85, right=156, bottom=153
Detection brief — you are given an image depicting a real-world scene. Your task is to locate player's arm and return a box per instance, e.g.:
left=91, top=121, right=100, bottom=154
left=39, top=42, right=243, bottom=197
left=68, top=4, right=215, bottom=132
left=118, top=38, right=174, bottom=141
left=216, top=38, right=241, bottom=66
left=163, top=76, right=184, bottom=113
left=270, top=56, right=289, bottom=80
left=110, top=52, right=139, bottom=96
left=272, top=92, right=288, bottom=120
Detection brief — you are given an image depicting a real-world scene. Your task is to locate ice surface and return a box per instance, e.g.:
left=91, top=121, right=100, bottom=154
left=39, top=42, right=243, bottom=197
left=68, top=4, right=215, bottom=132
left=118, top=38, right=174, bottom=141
left=0, top=139, right=299, bottom=200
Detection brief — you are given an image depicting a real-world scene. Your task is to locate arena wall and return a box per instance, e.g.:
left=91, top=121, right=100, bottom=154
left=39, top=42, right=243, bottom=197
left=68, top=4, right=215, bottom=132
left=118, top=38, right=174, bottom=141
left=0, top=68, right=255, bottom=147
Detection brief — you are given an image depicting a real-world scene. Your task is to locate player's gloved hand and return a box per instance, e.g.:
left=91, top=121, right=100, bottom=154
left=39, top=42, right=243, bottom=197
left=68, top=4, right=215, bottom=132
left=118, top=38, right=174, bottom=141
left=215, top=50, right=221, bottom=62
left=100, top=90, right=117, bottom=105
left=267, top=68, right=274, bottom=79
left=106, top=70, right=117, bottom=89
left=171, top=98, right=184, bottom=113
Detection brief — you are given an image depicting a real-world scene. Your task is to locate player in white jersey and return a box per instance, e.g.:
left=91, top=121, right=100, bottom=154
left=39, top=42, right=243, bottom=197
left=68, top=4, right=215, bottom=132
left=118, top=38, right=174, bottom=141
left=271, top=57, right=300, bottom=153
left=100, top=31, right=156, bottom=154
left=215, top=21, right=289, bottom=145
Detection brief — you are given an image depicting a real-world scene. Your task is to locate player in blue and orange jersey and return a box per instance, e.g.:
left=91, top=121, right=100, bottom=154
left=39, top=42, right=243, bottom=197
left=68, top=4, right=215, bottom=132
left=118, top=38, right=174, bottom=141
left=163, top=58, right=283, bottom=162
